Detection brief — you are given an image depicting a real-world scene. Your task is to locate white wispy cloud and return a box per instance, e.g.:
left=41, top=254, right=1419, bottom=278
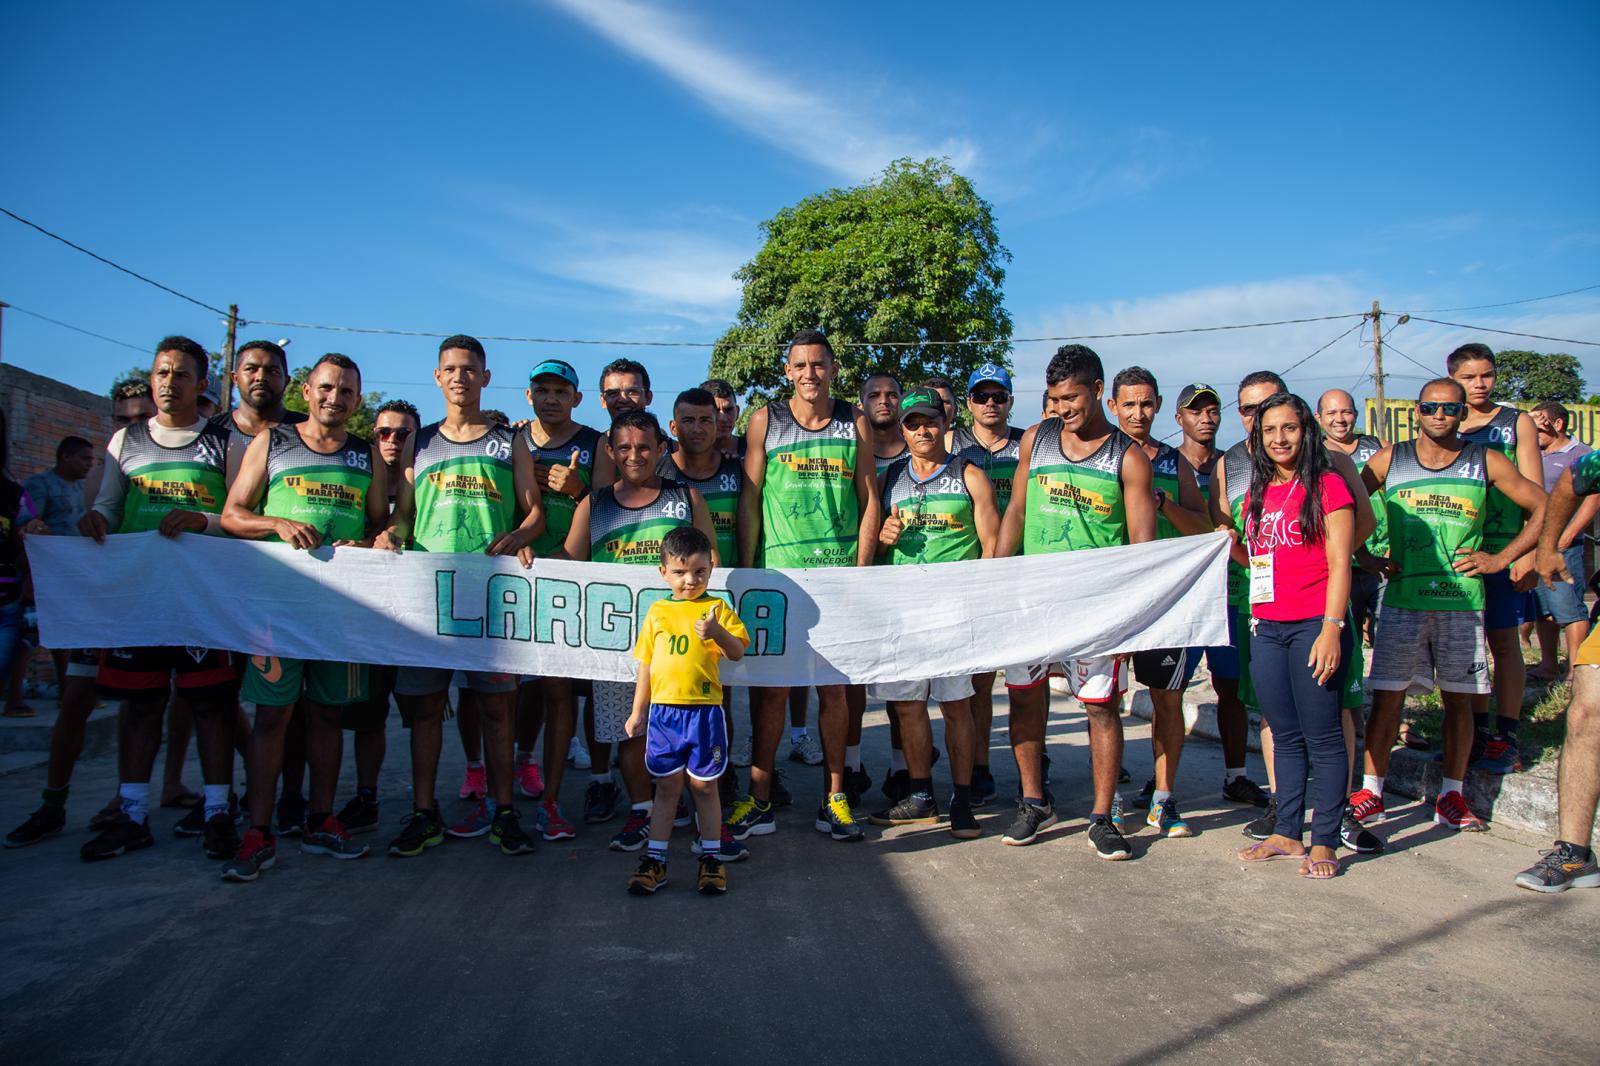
left=543, top=0, right=977, bottom=181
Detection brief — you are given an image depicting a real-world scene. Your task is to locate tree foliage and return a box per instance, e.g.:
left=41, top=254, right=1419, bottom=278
left=282, top=365, right=388, bottom=439
left=709, top=158, right=1012, bottom=406
left=1490, top=349, right=1585, bottom=403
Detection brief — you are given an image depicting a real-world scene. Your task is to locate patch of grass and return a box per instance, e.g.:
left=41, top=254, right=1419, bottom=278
left=1398, top=677, right=1569, bottom=767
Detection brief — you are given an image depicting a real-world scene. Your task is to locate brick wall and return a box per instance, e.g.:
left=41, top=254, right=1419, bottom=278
left=0, top=363, right=112, bottom=483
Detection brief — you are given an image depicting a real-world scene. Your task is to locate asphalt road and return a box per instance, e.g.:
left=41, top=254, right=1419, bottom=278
left=1, top=685, right=1595, bottom=1065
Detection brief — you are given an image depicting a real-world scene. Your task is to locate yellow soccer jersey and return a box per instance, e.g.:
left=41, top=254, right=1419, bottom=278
left=633, top=595, right=751, bottom=705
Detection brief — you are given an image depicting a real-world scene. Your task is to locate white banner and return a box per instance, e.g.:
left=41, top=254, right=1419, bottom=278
left=28, top=532, right=1230, bottom=686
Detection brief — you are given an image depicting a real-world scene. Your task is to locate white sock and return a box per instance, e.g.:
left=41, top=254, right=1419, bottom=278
left=119, top=782, right=150, bottom=825
left=1362, top=774, right=1384, bottom=797
left=844, top=745, right=861, bottom=771
left=466, top=760, right=484, bottom=771
left=591, top=772, right=612, bottom=785
left=632, top=801, right=653, bottom=815
left=891, top=749, right=907, bottom=773
left=1151, top=789, right=1172, bottom=808
left=1224, top=767, right=1246, bottom=783
left=790, top=726, right=807, bottom=743
left=202, top=784, right=229, bottom=821
left=1441, top=777, right=1464, bottom=798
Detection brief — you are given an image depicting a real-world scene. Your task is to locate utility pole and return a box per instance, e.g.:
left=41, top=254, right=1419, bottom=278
left=220, top=304, right=238, bottom=413
left=1370, top=299, right=1386, bottom=439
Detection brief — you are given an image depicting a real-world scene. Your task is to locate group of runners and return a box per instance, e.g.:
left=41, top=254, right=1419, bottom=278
left=1, top=328, right=1596, bottom=895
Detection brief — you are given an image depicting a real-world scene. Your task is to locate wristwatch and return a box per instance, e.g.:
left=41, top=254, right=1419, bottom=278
left=1322, top=616, right=1346, bottom=628
left=1153, top=488, right=1167, bottom=511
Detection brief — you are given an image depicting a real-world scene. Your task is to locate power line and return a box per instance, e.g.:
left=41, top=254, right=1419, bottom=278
left=0, top=206, right=229, bottom=317
left=242, top=312, right=1368, bottom=349
left=1377, top=338, right=1439, bottom=378
left=3, top=302, right=148, bottom=352
left=1398, top=282, right=1600, bottom=314
left=1402, top=315, right=1600, bottom=348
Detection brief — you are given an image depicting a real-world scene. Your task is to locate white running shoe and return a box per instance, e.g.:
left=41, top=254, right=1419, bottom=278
left=788, top=733, right=824, bottom=766
left=568, top=735, right=591, bottom=770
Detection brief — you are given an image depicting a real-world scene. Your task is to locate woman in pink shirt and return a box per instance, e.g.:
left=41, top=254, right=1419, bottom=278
left=1232, top=394, right=1355, bottom=878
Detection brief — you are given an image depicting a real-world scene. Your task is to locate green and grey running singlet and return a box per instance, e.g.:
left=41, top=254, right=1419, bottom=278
left=1021, top=419, right=1133, bottom=555
left=589, top=481, right=694, bottom=565
left=114, top=420, right=230, bottom=534
left=880, top=455, right=980, bottom=565
left=1382, top=440, right=1489, bottom=611
left=760, top=398, right=859, bottom=568
left=261, top=425, right=373, bottom=543
left=951, top=425, right=1023, bottom=513
left=411, top=421, right=517, bottom=553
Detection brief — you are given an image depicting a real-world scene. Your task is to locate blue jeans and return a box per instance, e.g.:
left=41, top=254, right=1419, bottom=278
left=1249, top=617, right=1351, bottom=849
left=0, top=601, right=24, bottom=681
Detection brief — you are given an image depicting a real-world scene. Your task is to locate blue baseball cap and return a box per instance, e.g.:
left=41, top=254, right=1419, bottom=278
left=967, top=361, right=1013, bottom=393
left=528, top=358, right=580, bottom=388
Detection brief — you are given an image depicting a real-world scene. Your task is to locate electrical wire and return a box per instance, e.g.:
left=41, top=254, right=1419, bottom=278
left=1397, top=282, right=1600, bottom=314
left=2, top=302, right=148, bottom=352
left=1399, top=316, right=1600, bottom=348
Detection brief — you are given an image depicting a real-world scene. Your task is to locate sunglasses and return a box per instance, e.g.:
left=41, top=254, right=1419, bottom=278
left=1418, top=401, right=1465, bottom=417
left=1238, top=403, right=1261, bottom=419
left=375, top=426, right=413, bottom=442
left=971, top=391, right=1010, bottom=406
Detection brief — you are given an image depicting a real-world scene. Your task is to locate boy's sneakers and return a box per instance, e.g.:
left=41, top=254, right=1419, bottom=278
left=1088, top=817, right=1132, bottom=860
left=583, top=780, right=621, bottom=824
left=725, top=796, right=775, bottom=839
left=80, top=813, right=155, bottom=862
left=221, top=828, right=276, bottom=882
left=697, top=856, right=728, bottom=895
left=815, top=792, right=864, bottom=842
left=609, top=809, right=652, bottom=852
left=627, top=856, right=668, bottom=895
left=492, top=808, right=537, bottom=855
left=1472, top=734, right=1522, bottom=775
left=1001, top=800, right=1057, bottom=846
left=869, top=793, right=939, bottom=826
left=388, top=809, right=445, bottom=857
left=1514, top=842, right=1600, bottom=893
left=1145, top=798, right=1193, bottom=838
left=447, top=799, right=495, bottom=839
left=302, top=816, right=369, bottom=859
left=539, top=799, right=577, bottom=841
left=1435, top=791, right=1487, bottom=832
left=515, top=755, right=545, bottom=799
left=1347, top=788, right=1385, bottom=824
left=336, top=795, right=380, bottom=834
left=5, top=805, right=65, bottom=848
left=692, top=826, right=748, bottom=862
left=1242, top=798, right=1279, bottom=841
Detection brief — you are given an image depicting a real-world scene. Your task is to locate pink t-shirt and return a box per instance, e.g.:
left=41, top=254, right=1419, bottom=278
left=1244, top=471, right=1354, bottom=622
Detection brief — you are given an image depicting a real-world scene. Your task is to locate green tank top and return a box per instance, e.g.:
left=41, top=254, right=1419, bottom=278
left=114, top=420, right=230, bottom=534
left=1022, top=420, right=1132, bottom=555
left=951, top=425, right=1023, bottom=513
left=873, top=445, right=908, bottom=477
left=411, top=421, right=517, bottom=553
left=1147, top=441, right=1185, bottom=541
left=1348, top=434, right=1389, bottom=557
left=1459, top=406, right=1523, bottom=552
left=588, top=481, right=693, bottom=565
left=1382, top=440, right=1489, bottom=611
left=759, top=398, right=860, bottom=568
left=261, top=424, right=373, bottom=543
left=880, top=455, right=981, bottom=565
left=659, top=453, right=740, bottom=565
left=1221, top=441, right=1254, bottom=607
left=526, top=423, right=600, bottom=556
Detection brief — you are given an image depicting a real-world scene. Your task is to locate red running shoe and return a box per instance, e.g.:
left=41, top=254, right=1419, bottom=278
left=1434, top=791, right=1486, bottom=832
left=516, top=756, right=544, bottom=800
left=1348, top=788, right=1386, bottom=825
left=459, top=764, right=487, bottom=801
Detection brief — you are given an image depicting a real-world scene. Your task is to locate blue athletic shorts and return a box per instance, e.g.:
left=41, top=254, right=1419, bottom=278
left=644, top=702, right=729, bottom=781
left=1483, top=569, right=1534, bottom=631
left=1201, top=604, right=1243, bottom=681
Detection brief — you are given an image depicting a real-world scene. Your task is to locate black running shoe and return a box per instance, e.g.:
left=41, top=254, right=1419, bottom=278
left=718, top=770, right=740, bottom=810
left=1000, top=800, right=1057, bottom=846
left=1132, top=778, right=1156, bottom=810
left=203, top=812, right=241, bottom=860
left=845, top=764, right=872, bottom=807
left=336, top=795, right=380, bottom=834
left=276, top=793, right=307, bottom=838
left=80, top=813, right=154, bottom=862
left=387, top=808, right=445, bottom=857
left=770, top=769, right=793, bottom=808
left=5, top=805, right=66, bottom=848
left=868, top=793, right=939, bottom=826
left=174, top=802, right=206, bottom=837
left=1242, top=798, right=1278, bottom=841
left=1339, top=808, right=1384, bottom=854
left=1089, top=817, right=1132, bottom=860
left=1223, top=775, right=1270, bottom=807
left=493, top=808, right=537, bottom=856
left=1514, top=842, right=1600, bottom=893
left=583, top=780, right=621, bottom=824
left=1117, top=764, right=1130, bottom=785
left=948, top=800, right=981, bottom=839
left=881, top=768, right=910, bottom=804
left=971, top=767, right=997, bottom=809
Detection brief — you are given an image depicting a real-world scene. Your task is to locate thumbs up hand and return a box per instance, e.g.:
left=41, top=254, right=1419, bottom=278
left=879, top=508, right=905, bottom=547
left=694, top=603, right=724, bottom=641
left=544, top=447, right=584, bottom=499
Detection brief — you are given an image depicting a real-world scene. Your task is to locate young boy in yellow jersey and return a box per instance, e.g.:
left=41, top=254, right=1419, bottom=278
left=625, top=526, right=750, bottom=895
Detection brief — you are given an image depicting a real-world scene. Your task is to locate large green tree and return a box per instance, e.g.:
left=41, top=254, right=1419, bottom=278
left=1490, top=349, right=1585, bottom=403
left=709, top=158, right=1012, bottom=407
left=282, top=365, right=388, bottom=438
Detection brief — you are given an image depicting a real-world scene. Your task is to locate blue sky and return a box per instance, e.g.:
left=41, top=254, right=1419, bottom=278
left=3, top=1, right=1598, bottom=444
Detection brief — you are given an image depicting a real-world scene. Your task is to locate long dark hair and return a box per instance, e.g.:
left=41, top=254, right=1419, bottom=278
left=1247, top=392, right=1333, bottom=546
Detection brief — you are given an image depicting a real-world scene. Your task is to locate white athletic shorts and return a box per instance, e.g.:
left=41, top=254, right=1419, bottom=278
left=1002, top=656, right=1126, bottom=705
left=869, top=675, right=975, bottom=703
left=591, top=680, right=635, bottom=744
left=1368, top=606, right=1490, bottom=695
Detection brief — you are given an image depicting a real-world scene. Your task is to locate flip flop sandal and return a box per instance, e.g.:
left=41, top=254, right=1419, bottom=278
left=1299, top=857, right=1341, bottom=879
left=1238, top=841, right=1303, bottom=863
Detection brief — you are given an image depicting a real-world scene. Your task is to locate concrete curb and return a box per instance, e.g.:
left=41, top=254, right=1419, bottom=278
left=0, top=703, right=118, bottom=776
left=1128, top=686, right=1582, bottom=839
